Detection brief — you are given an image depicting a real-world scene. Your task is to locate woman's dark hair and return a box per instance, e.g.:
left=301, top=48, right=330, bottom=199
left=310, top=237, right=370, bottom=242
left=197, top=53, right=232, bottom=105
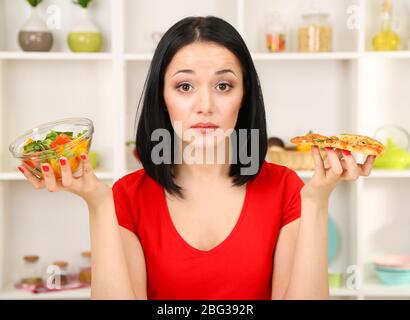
left=136, top=16, right=267, bottom=198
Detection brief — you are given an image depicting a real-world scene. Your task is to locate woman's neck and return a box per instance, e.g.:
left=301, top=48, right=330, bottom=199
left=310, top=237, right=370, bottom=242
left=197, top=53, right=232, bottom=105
left=175, top=162, right=231, bottom=183
left=173, top=137, right=232, bottom=184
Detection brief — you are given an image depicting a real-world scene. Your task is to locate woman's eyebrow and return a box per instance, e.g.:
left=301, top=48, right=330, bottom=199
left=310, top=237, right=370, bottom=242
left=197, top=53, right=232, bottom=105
left=215, top=69, right=237, bottom=78
left=171, top=68, right=237, bottom=78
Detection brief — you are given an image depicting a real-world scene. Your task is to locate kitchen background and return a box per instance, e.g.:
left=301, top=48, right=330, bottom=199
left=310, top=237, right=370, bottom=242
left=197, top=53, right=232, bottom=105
left=0, top=0, right=410, bottom=300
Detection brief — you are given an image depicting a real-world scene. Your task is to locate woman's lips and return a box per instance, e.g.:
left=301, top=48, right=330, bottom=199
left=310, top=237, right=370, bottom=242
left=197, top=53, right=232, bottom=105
left=191, top=123, right=218, bottom=134
left=193, top=127, right=217, bottom=134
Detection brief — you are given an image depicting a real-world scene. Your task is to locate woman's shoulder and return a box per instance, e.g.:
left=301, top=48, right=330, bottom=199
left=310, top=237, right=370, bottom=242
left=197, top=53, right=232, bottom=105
left=250, top=160, right=304, bottom=192
left=113, top=166, right=160, bottom=196
left=258, top=160, right=299, bottom=181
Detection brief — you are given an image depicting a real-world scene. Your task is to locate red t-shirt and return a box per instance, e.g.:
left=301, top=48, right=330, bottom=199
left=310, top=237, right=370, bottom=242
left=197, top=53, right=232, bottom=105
left=112, top=160, right=305, bottom=300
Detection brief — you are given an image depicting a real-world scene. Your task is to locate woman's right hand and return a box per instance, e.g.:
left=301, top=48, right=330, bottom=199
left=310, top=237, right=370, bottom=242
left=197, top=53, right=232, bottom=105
left=18, top=153, right=112, bottom=209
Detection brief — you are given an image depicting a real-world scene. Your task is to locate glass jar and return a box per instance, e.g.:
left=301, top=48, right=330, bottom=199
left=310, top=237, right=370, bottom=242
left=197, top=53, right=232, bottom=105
left=79, top=251, right=92, bottom=284
left=20, top=255, right=43, bottom=286
left=265, top=12, right=286, bottom=53
left=298, top=12, right=332, bottom=52
left=51, top=261, right=69, bottom=287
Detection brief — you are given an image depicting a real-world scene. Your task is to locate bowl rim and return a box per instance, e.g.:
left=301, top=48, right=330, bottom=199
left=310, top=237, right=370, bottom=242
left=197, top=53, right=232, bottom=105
left=9, top=117, right=94, bottom=159
left=373, top=255, right=410, bottom=269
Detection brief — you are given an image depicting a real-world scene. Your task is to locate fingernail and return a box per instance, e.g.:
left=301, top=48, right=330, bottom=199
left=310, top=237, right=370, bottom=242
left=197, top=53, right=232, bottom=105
left=60, top=158, right=66, bottom=166
left=18, top=166, right=24, bottom=174
left=80, top=154, right=87, bottom=160
left=325, top=147, right=333, bottom=151
left=342, top=150, right=352, bottom=156
left=42, top=164, right=49, bottom=172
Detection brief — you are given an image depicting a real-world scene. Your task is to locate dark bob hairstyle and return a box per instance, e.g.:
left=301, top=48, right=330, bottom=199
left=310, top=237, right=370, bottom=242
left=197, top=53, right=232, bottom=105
left=135, top=16, right=267, bottom=198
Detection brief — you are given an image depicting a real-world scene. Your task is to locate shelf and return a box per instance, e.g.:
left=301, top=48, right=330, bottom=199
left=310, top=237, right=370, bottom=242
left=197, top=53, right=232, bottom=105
left=0, top=287, right=362, bottom=299
left=329, top=288, right=359, bottom=297
left=0, top=287, right=363, bottom=299
left=0, top=287, right=361, bottom=299
left=363, top=51, right=410, bottom=59
left=0, top=170, right=114, bottom=181
left=367, top=170, right=410, bottom=178
left=363, top=280, right=410, bottom=298
left=0, top=286, right=90, bottom=300
left=294, top=170, right=410, bottom=179
left=251, top=52, right=359, bottom=61
left=0, top=52, right=113, bottom=61
left=125, top=53, right=154, bottom=61
left=295, top=171, right=314, bottom=179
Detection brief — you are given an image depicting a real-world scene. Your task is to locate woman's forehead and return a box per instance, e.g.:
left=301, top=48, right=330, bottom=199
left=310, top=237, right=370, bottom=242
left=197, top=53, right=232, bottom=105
left=166, top=42, right=241, bottom=75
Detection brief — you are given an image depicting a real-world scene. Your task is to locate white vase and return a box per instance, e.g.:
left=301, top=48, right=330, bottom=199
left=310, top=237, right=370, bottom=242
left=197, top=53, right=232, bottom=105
left=67, top=8, right=103, bottom=52
left=18, top=6, right=53, bottom=52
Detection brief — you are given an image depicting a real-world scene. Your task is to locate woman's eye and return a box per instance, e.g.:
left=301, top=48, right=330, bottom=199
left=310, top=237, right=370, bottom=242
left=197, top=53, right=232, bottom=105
left=216, top=82, right=232, bottom=92
left=177, top=83, right=193, bottom=92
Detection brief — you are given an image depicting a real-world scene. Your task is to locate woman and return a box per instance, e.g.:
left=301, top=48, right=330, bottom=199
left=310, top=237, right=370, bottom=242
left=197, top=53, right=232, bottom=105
left=18, top=16, right=375, bottom=300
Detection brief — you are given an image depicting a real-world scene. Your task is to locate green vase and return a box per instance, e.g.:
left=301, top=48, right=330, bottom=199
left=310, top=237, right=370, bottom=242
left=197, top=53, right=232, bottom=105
left=68, top=8, right=102, bottom=52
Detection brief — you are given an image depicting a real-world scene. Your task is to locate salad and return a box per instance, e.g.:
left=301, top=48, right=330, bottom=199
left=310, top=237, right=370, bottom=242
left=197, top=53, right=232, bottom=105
left=22, top=129, right=90, bottom=179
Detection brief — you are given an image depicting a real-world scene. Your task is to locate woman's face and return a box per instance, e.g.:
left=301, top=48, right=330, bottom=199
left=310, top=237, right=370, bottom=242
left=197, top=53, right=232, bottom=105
left=163, top=41, right=244, bottom=151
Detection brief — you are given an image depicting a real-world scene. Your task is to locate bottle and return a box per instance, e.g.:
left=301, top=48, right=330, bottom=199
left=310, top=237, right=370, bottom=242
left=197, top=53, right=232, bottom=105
left=79, top=251, right=92, bottom=284
left=20, top=255, right=43, bottom=286
left=265, top=12, right=286, bottom=53
left=372, top=0, right=400, bottom=51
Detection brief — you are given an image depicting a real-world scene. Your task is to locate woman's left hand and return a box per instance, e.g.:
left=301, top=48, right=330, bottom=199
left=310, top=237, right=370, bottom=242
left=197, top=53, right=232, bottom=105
left=301, top=146, right=376, bottom=203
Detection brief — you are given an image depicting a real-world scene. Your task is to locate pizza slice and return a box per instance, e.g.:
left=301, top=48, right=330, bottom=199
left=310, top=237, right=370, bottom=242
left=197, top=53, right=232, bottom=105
left=290, top=132, right=385, bottom=157
left=290, top=133, right=331, bottom=149
left=336, top=134, right=385, bottom=157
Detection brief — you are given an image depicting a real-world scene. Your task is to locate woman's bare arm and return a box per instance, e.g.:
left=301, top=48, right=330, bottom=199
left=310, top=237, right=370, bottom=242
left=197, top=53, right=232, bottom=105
left=271, top=201, right=329, bottom=300
left=88, top=196, right=137, bottom=299
left=19, top=153, right=138, bottom=299
left=271, top=219, right=300, bottom=300
left=272, top=146, right=374, bottom=300
left=118, top=227, right=148, bottom=299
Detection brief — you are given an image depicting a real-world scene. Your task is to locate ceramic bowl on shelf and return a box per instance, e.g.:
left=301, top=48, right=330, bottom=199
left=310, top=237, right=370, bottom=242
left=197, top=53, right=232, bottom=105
left=9, top=118, right=94, bottom=180
left=374, top=266, right=410, bottom=286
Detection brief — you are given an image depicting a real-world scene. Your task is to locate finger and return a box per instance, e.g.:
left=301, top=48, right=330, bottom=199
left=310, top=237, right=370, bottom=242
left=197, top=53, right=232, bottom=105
left=311, top=146, right=325, bottom=176
left=339, top=149, right=360, bottom=180
left=358, top=154, right=376, bottom=177
left=18, top=164, right=44, bottom=190
left=80, top=153, right=95, bottom=183
left=334, top=148, right=344, bottom=161
left=41, top=163, right=58, bottom=192
left=325, top=147, right=344, bottom=177
left=59, top=157, right=74, bottom=188
left=333, top=149, right=348, bottom=170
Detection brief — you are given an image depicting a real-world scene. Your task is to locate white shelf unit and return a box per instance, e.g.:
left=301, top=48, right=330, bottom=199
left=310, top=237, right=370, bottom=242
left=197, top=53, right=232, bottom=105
left=0, top=0, right=409, bottom=300
left=0, top=286, right=90, bottom=300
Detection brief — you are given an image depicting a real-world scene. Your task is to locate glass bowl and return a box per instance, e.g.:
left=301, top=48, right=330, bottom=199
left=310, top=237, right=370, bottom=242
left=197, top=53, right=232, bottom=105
left=9, top=118, right=94, bottom=180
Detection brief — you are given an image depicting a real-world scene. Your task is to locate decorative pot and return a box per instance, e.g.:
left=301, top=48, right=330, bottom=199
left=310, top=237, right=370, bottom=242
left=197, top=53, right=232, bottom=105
left=18, top=6, right=53, bottom=52
left=67, top=8, right=102, bottom=52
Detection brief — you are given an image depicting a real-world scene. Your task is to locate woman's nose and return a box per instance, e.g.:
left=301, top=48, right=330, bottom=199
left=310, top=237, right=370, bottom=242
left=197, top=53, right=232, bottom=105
left=194, top=87, right=214, bottom=114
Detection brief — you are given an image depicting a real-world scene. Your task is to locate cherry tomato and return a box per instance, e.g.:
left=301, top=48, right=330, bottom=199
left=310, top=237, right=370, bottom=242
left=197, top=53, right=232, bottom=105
left=50, top=134, right=71, bottom=149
